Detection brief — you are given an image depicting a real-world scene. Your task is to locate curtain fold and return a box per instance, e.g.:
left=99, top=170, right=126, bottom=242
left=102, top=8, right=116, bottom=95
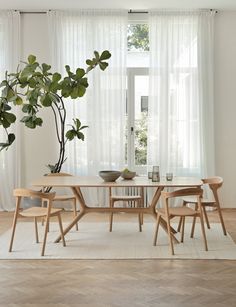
left=0, top=11, right=21, bottom=210
left=48, top=10, right=127, bottom=205
left=148, top=10, right=215, bottom=178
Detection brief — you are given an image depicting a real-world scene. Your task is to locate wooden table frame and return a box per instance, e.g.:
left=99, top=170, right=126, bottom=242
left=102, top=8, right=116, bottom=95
left=32, top=176, right=203, bottom=243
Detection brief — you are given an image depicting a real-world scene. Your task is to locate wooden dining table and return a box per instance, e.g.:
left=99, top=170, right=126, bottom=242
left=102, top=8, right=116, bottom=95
left=32, top=175, right=203, bottom=243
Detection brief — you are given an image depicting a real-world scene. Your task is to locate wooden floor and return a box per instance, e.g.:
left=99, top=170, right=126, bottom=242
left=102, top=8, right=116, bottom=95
left=1, top=209, right=236, bottom=307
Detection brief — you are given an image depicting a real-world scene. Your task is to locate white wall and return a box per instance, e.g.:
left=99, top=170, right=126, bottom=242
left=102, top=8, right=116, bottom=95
left=20, top=11, right=236, bottom=207
left=21, top=13, right=58, bottom=186
left=214, top=11, right=236, bottom=207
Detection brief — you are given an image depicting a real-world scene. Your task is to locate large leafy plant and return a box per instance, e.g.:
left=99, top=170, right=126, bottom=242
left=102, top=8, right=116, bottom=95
left=0, top=51, right=111, bottom=172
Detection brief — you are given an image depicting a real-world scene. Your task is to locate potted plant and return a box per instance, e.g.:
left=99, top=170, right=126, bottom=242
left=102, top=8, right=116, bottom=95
left=0, top=50, right=111, bottom=173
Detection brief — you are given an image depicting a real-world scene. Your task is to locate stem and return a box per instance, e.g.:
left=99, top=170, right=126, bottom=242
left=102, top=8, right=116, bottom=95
left=45, top=96, right=66, bottom=192
left=4, top=128, right=9, bottom=138
left=49, top=95, right=67, bottom=174
left=55, top=97, right=66, bottom=172
left=51, top=104, right=61, bottom=144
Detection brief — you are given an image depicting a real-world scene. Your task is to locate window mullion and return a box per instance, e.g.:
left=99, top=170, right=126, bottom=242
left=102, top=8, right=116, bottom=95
left=127, top=69, right=135, bottom=169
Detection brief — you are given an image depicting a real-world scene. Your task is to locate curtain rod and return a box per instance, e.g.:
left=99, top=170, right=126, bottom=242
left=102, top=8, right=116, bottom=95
left=18, top=9, right=218, bottom=14
left=128, top=9, right=218, bottom=13
left=129, top=10, right=148, bottom=14
left=18, top=11, right=47, bottom=14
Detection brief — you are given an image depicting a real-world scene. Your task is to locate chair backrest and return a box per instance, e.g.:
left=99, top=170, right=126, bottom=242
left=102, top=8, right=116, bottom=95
left=13, top=188, right=56, bottom=201
left=201, top=177, right=223, bottom=203
left=202, top=176, right=223, bottom=190
left=161, top=187, right=203, bottom=201
left=161, top=188, right=203, bottom=217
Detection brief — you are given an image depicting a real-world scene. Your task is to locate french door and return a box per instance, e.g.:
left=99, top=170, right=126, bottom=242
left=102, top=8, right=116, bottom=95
left=126, top=67, right=149, bottom=175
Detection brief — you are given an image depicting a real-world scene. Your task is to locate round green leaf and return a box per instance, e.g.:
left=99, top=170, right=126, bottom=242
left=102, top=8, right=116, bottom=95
left=28, top=55, right=36, bottom=65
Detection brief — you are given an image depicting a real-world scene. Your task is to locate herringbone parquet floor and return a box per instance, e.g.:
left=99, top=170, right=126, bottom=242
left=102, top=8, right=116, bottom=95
left=1, top=210, right=236, bottom=307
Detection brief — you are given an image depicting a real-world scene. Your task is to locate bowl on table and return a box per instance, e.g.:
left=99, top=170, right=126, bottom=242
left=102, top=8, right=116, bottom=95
left=121, top=171, right=136, bottom=180
left=99, top=170, right=121, bottom=182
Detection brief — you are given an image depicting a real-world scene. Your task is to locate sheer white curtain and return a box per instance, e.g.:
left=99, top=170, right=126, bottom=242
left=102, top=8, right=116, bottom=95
left=148, top=10, right=215, bottom=178
left=48, top=10, right=127, bottom=205
left=0, top=11, right=21, bottom=210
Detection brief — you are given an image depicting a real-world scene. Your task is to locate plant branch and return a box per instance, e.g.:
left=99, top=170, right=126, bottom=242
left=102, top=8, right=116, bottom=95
left=50, top=104, right=61, bottom=143
left=0, top=51, right=111, bottom=173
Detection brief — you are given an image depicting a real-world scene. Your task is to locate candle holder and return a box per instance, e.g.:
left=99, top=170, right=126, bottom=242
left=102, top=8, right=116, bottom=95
left=166, top=172, right=173, bottom=181
left=152, top=166, right=160, bottom=182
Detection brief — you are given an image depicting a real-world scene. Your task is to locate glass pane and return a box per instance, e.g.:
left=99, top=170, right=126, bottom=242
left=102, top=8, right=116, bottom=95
left=134, top=75, right=149, bottom=166
left=127, top=24, right=149, bottom=52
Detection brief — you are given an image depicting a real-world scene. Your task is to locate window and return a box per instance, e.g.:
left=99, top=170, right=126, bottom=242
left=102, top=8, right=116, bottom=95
left=126, top=19, right=149, bottom=174
left=126, top=68, right=148, bottom=173
left=127, top=24, right=149, bottom=51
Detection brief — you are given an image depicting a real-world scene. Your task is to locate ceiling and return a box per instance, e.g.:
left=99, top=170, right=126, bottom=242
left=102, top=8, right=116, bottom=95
left=1, top=0, right=236, bottom=11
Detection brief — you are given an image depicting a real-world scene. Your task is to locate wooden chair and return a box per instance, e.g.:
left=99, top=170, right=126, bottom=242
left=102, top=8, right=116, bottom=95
left=109, top=187, right=144, bottom=232
left=153, top=187, right=208, bottom=255
left=44, top=173, right=78, bottom=231
left=177, top=177, right=226, bottom=236
left=9, top=188, right=66, bottom=256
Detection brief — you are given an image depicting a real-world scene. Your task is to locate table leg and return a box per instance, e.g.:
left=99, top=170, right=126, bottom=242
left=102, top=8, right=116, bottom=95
left=150, top=186, right=179, bottom=243
left=55, top=185, right=179, bottom=244
left=54, top=186, right=87, bottom=243
left=54, top=210, right=86, bottom=243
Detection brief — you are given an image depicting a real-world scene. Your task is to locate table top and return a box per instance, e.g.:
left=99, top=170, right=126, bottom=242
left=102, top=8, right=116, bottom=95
left=32, top=175, right=202, bottom=188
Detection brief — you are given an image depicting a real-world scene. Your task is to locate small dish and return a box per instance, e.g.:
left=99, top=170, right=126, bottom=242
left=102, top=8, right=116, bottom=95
left=121, top=171, right=136, bottom=180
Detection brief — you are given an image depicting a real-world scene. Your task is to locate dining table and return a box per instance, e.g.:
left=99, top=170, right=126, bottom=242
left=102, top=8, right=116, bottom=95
left=32, top=175, right=203, bottom=243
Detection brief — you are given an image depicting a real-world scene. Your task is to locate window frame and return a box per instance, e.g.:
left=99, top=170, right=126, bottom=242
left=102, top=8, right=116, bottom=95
left=126, top=67, right=149, bottom=174
left=126, top=14, right=149, bottom=174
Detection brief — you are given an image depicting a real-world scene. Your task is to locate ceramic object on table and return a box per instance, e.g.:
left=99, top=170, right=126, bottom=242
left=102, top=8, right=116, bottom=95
left=121, top=171, right=136, bottom=180
left=99, top=170, right=121, bottom=182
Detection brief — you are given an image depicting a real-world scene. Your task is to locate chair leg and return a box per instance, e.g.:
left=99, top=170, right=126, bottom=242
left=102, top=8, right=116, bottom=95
left=153, top=214, right=161, bottom=246
left=177, top=201, right=187, bottom=232
left=57, top=213, right=66, bottom=247
left=177, top=217, right=182, bottom=233
left=166, top=217, right=174, bottom=255
left=72, top=198, right=78, bottom=231
left=181, top=216, right=185, bottom=243
left=140, top=213, right=144, bottom=225
left=190, top=203, right=198, bottom=238
left=34, top=217, right=39, bottom=243
left=198, top=204, right=208, bottom=251
left=41, top=216, right=50, bottom=256
left=199, top=213, right=208, bottom=251
left=109, top=213, right=114, bottom=232
left=191, top=217, right=197, bottom=238
left=138, top=213, right=142, bottom=232
left=202, top=206, right=210, bottom=229
left=216, top=204, right=227, bottom=236
left=109, top=199, right=114, bottom=232
left=41, top=199, right=46, bottom=226
left=138, top=199, right=142, bottom=232
left=9, top=210, right=19, bottom=252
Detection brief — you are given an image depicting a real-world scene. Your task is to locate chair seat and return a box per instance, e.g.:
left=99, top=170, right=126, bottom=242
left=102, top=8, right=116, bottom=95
left=10, top=188, right=66, bottom=257
left=53, top=195, right=76, bottom=201
left=20, top=207, right=63, bottom=217
left=182, top=196, right=215, bottom=205
left=157, top=206, right=198, bottom=217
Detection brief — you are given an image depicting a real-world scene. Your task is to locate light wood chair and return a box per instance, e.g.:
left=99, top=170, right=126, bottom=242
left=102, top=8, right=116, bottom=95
left=109, top=187, right=144, bottom=232
left=177, top=177, right=226, bottom=236
left=44, top=173, right=78, bottom=231
left=9, top=188, right=66, bottom=256
left=153, top=187, right=208, bottom=255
